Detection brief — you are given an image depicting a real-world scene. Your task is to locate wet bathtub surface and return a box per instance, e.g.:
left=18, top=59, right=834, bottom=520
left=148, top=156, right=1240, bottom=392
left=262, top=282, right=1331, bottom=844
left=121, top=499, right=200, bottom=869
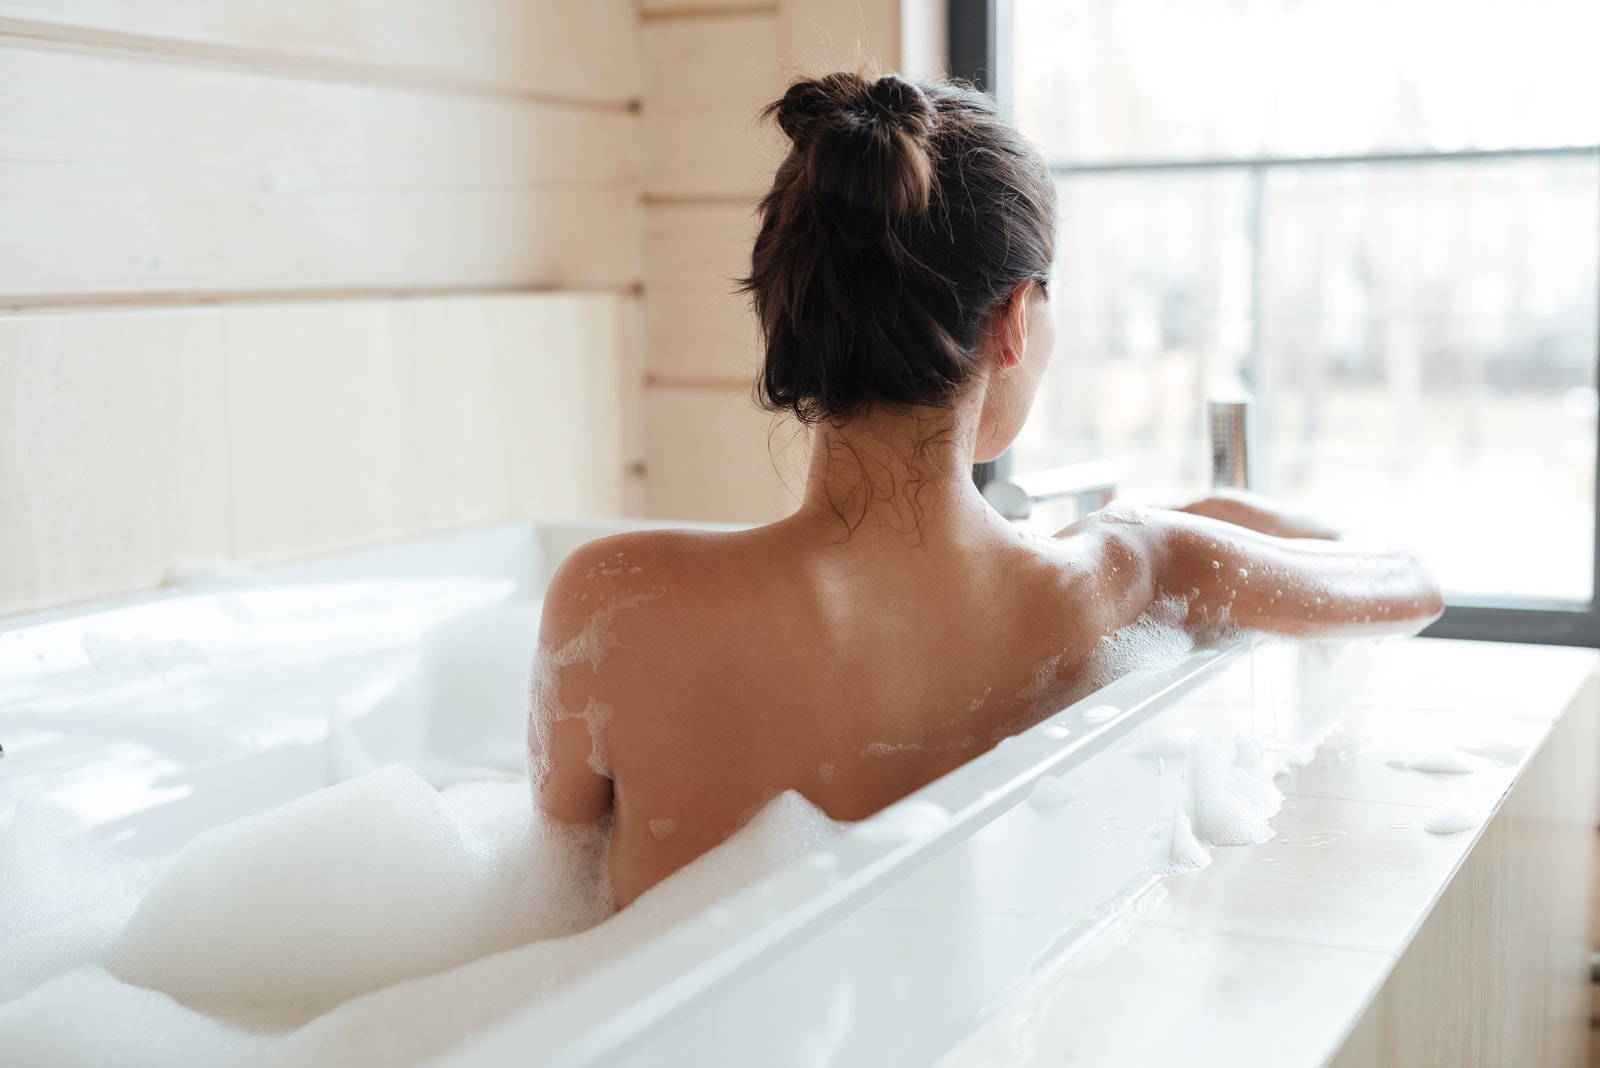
left=945, top=638, right=1597, bottom=1068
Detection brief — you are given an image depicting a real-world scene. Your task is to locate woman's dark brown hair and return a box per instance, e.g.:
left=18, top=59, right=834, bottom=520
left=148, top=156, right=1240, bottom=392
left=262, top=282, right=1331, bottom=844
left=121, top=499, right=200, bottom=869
left=741, top=72, right=1057, bottom=426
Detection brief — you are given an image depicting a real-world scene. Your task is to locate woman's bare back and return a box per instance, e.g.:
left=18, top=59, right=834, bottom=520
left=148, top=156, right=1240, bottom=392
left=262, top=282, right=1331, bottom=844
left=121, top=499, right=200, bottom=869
left=529, top=497, right=1440, bottom=908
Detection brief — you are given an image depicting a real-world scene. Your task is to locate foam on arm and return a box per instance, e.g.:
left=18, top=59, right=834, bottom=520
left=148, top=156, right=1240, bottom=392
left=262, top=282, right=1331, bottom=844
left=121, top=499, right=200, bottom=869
left=527, top=545, right=628, bottom=827
left=1061, top=504, right=1444, bottom=642
left=1148, top=508, right=1444, bottom=639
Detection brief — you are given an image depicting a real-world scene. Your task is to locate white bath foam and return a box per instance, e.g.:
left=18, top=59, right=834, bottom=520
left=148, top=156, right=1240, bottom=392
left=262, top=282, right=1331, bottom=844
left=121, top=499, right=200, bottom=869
left=526, top=593, right=655, bottom=788
left=1159, top=805, right=1212, bottom=875
left=576, top=698, right=615, bottom=775
left=0, top=797, right=155, bottom=945
left=0, top=967, right=266, bottom=1068
left=1191, top=736, right=1283, bottom=847
left=0, top=899, right=139, bottom=1006
left=1422, top=797, right=1483, bottom=835
left=848, top=799, right=949, bottom=844
left=1403, top=747, right=1486, bottom=775
left=258, top=790, right=841, bottom=1068
left=0, top=786, right=842, bottom=1068
left=102, top=767, right=610, bottom=1029
left=1081, top=595, right=1197, bottom=693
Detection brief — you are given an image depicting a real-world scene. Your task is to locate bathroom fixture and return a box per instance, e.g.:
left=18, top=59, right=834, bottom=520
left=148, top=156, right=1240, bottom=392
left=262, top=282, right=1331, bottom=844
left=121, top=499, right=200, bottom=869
left=1209, top=396, right=1255, bottom=490
left=980, top=459, right=1120, bottom=520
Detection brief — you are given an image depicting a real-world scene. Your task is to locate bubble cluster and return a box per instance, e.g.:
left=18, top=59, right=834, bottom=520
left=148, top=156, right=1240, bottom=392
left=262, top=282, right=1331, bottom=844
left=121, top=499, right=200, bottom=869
left=0, top=776, right=843, bottom=1066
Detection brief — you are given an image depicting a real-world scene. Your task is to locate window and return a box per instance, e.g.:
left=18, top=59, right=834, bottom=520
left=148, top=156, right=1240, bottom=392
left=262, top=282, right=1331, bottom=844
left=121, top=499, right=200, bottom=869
left=973, top=0, right=1600, bottom=645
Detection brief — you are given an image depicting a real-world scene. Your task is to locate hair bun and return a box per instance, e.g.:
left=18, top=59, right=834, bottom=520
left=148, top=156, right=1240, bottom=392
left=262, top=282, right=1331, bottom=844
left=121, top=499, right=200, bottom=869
left=771, top=72, right=935, bottom=218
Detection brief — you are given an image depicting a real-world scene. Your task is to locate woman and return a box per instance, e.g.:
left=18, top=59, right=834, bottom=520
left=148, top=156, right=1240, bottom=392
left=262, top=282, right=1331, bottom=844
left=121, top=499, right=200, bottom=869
left=529, top=73, right=1442, bottom=909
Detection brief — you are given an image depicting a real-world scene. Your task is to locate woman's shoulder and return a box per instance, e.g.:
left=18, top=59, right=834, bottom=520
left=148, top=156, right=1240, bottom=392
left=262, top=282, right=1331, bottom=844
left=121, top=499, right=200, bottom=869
left=538, top=526, right=760, bottom=645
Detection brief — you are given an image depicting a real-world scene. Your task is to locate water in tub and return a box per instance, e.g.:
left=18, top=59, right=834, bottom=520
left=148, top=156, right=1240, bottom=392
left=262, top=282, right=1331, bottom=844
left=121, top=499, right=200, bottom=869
left=0, top=566, right=1316, bottom=1066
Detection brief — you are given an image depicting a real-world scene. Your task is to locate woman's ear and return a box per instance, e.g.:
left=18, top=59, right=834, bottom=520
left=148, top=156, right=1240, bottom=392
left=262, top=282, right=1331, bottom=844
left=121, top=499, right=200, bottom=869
left=993, top=281, right=1035, bottom=371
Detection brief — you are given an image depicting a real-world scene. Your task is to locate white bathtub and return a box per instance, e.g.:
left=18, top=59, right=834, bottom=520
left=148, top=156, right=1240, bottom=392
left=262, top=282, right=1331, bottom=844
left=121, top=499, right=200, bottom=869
left=0, top=520, right=1374, bottom=1066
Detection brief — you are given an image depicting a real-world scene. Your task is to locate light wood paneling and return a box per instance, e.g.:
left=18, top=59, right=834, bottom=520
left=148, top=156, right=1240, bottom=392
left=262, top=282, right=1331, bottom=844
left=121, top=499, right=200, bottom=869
left=222, top=294, right=632, bottom=563
left=221, top=302, right=455, bottom=563
left=1330, top=675, right=1600, bottom=1068
left=0, top=311, right=232, bottom=615
left=779, top=0, right=902, bottom=76
left=646, top=203, right=759, bottom=291
left=644, top=387, right=807, bottom=522
left=0, top=294, right=631, bottom=617
left=645, top=202, right=761, bottom=382
left=641, top=1, right=777, bottom=14
left=436, top=294, right=631, bottom=529
left=0, top=1, right=638, bottom=103
left=617, top=295, right=651, bottom=518
left=647, top=295, right=761, bottom=385
left=642, top=13, right=783, bottom=198
left=0, top=43, right=640, bottom=302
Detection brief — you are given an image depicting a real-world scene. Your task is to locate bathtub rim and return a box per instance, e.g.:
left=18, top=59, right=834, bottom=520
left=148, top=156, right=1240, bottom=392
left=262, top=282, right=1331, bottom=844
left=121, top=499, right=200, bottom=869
left=433, top=640, right=1275, bottom=1068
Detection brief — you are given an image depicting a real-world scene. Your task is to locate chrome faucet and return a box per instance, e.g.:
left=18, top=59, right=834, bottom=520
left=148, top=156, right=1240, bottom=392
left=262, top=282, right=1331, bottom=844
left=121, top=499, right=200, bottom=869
left=1208, top=397, right=1255, bottom=491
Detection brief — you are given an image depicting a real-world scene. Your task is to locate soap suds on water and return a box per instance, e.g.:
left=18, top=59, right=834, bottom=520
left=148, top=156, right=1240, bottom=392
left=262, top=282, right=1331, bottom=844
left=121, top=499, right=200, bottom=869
left=1191, top=736, right=1284, bottom=847
left=1422, top=797, right=1482, bottom=835
left=0, top=800, right=155, bottom=947
left=1081, top=595, right=1197, bottom=694
left=0, top=772, right=842, bottom=1066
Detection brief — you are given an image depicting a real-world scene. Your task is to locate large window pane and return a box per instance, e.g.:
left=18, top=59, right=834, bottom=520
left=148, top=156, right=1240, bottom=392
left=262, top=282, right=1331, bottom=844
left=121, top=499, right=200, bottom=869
left=1258, top=158, right=1598, bottom=600
left=1014, top=0, right=1600, bottom=164
left=1008, top=0, right=1600, bottom=611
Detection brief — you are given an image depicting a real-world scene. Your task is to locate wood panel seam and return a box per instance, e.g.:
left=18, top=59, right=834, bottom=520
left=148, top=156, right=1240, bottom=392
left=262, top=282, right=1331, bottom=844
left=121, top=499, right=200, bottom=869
left=642, top=193, right=761, bottom=207
left=646, top=375, right=754, bottom=391
left=638, top=4, right=779, bottom=20
left=0, top=284, right=640, bottom=316
left=0, top=17, right=639, bottom=110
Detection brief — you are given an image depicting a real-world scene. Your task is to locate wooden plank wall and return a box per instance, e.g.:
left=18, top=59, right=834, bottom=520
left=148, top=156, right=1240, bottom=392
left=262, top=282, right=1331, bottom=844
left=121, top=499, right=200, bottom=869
left=0, top=1, right=643, bottom=618
left=1, top=0, right=926, bottom=616
left=638, top=0, right=905, bottom=522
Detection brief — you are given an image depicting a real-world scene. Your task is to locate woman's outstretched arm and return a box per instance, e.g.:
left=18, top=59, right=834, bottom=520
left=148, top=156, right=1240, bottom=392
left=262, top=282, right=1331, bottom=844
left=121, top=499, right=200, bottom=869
left=1171, top=488, right=1342, bottom=541
left=1060, top=499, right=1444, bottom=641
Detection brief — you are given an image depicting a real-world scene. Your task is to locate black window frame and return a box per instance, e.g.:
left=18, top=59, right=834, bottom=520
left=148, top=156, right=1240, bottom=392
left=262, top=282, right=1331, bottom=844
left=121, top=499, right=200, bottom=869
left=952, top=0, right=1600, bottom=649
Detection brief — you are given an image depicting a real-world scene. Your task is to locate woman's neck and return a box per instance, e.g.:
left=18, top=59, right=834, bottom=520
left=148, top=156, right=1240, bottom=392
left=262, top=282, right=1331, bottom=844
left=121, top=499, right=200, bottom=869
left=792, top=403, right=996, bottom=544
